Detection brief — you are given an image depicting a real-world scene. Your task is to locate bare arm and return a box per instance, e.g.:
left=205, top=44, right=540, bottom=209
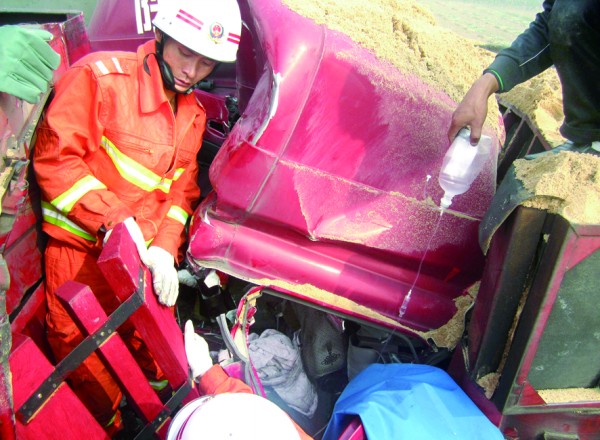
left=448, top=72, right=499, bottom=145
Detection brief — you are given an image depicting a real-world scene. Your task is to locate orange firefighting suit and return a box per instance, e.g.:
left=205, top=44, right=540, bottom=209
left=197, top=365, right=312, bottom=440
left=33, top=39, right=205, bottom=428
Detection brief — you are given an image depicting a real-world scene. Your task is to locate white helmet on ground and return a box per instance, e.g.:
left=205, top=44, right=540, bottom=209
left=167, top=393, right=301, bottom=440
left=153, top=0, right=242, bottom=63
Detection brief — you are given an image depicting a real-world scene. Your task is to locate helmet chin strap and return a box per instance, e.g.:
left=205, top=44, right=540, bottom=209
left=143, top=33, right=198, bottom=95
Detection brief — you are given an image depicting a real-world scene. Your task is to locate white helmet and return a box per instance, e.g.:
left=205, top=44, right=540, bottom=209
left=153, top=0, right=242, bottom=62
left=167, top=393, right=301, bottom=440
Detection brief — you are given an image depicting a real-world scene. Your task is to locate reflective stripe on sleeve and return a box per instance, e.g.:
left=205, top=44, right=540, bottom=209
left=112, top=57, right=124, bottom=73
left=100, top=137, right=184, bottom=193
left=95, top=60, right=110, bottom=75
left=51, top=175, right=107, bottom=213
left=167, top=205, right=189, bottom=225
left=41, top=201, right=96, bottom=242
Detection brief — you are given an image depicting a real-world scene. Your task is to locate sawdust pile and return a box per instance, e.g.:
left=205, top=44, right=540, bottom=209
left=423, top=282, right=479, bottom=349
left=282, top=0, right=501, bottom=135
left=282, top=0, right=564, bottom=147
left=515, top=151, right=600, bottom=224
left=500, top=69, right=565, bottom=147
left=477, top=373, right=501, bottom=399
left=539, top=387, right=600, bottom=404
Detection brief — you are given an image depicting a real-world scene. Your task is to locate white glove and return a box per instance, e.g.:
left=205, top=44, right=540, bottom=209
left=184, top=320, right=214, bottom=379
left=147, top=246, right=179, bottom=306
left=103, top=217, right=150, bottom=266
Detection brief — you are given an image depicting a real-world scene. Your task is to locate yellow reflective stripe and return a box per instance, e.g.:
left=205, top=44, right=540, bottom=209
left=41, top=201, right=96, bottom=242
left=156, top=168, right=185, bottom=193
left=104, top=412, right=117, bottom=428
left=149, top=379, right=169, bottom=391
left=173, top=168, right=185, bottom=180
left=52, top=175, right=106, bottom=213
left=100, top=137, right=175, bottom=193
left=167, top=205, right=188, bottom=225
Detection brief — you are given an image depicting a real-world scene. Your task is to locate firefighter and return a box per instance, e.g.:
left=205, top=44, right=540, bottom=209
left=448, top=0, right=600, bottom=156
left=32, top=0, right=241, bottom=434
left=173, top=320, right=311, bottom=440
left=0, top=25, right=60, bottom=103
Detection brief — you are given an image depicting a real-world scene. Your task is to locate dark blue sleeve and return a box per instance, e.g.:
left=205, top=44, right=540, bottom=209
left=484, top=0, right=554, bottom=92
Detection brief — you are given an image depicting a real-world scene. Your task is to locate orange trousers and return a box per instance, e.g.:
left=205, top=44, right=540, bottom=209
left=44, top=238, right=166, bottom=429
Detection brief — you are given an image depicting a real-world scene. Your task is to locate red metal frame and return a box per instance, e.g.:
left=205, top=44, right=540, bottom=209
left=10, top=224, right=198, bottom=438
left=452, top=208, right=600, bottom=439
left=3, top=1, right=599, bottom=438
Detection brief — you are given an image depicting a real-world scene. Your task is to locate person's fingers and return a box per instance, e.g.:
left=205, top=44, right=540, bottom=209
left=468, top=125, right=482, bottom=146
left=21, top=56, right=54, bottom=85
left=447, top=122, right=463, bottom=144
left=152, top=269, right=165, bottom=300
left=0, top=74, right=42, bottom=103
left=166, top=281, right=179, bottom=307
left=25, top=29, right=61, bottom=70
left=25, top=28, right=54, bottom=42
left=160, top=273, right=178, bottom=306
left=447, top=107, right=473, bottom=143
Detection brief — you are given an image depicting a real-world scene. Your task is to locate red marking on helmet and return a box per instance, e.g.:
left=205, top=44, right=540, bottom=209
left=227, top=32, right=241, bottom=44
left=210, top=23, right=224, bottom=39
left=176, top=9, right=204, bottom=31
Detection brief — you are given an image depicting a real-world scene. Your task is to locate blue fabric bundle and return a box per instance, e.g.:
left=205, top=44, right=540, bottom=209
left=323, top=363, right=504, bottom=439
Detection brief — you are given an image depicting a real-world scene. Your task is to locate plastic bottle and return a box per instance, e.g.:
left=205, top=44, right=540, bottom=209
left=438, top=128, right=492, bottom=209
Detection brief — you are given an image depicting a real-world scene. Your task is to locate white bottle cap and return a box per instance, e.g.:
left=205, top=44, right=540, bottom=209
left=440, top=194, right=453, bottom=209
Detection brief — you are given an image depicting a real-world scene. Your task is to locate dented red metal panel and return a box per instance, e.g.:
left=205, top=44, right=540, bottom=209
left=187, top=0, right=500, bottom=337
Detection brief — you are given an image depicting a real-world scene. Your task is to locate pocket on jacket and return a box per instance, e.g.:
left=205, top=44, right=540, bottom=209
left=103, top=130, right=171, bottom=171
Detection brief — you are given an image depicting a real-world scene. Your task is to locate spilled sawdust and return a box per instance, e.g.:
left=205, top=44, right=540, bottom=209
left=191, top=258, right=404, bottom=327
left=538, top=388, right=600, bottom=404
left=500, top=68, right=565, bottom=147
left=282, top=0, right=502, bottom=138
left=286, top=158, right=475, bottom=254
left=262, top=277, right=481, bottom=350
left=255, top=278, right=407, bottom=328
left=515, top=151, right=600, bottom=224
left=423, top=281, right=479, bottom=349
left=195, top=256, right=479, bottom=349
left=283, top=0, right=564, bottom=148
left=477, top=284, right=531, bottom=399
left=477, top=373, right=501, bottom=399
left=259, top=276, right=480, bottom=350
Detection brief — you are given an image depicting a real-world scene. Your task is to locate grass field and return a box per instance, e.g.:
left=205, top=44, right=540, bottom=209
left=417, top=0, right=544, bottom=51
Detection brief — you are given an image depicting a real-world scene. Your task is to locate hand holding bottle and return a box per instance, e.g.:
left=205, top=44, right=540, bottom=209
left=439, top=128, right=492, bottom=209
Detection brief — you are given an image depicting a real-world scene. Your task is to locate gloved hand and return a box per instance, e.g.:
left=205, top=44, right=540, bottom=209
left=147, top=246, right=179, bottom=306
left=0, top=25, right=61, bottom=103
left=184, top=320, right=214, bottom=379
left=103, top=217, right=150, bottom=266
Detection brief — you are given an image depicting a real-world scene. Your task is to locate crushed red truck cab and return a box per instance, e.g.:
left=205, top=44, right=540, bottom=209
left=1, top=0, right=600, bottom=439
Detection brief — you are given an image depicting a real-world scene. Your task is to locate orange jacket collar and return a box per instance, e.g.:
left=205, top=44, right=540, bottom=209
left=137, top=39, right=169, bottom=114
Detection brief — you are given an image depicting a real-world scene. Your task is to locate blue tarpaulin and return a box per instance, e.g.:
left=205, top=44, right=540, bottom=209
left=323, top=363, right=504, bottom=439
